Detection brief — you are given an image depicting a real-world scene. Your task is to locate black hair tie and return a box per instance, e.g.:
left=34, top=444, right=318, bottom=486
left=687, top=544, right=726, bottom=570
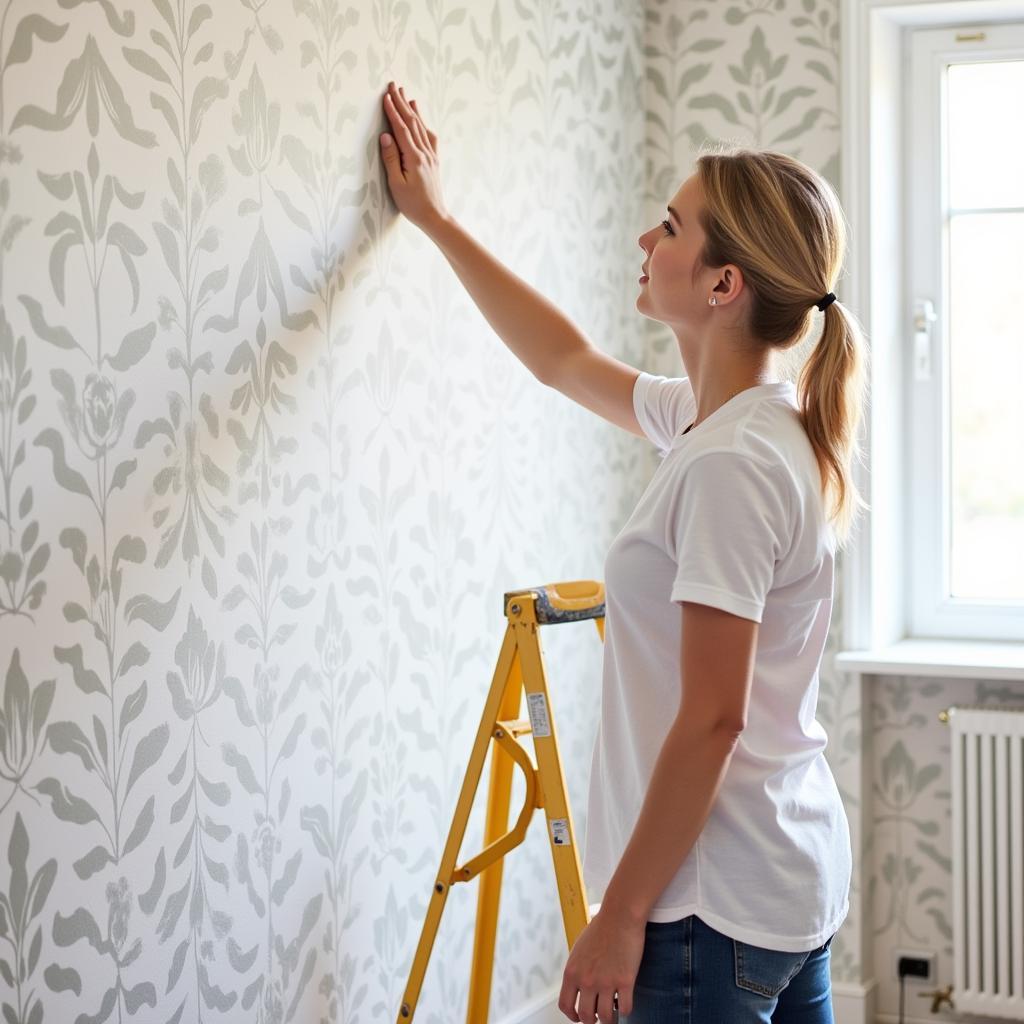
left=815, top=292, right=837, bottom=312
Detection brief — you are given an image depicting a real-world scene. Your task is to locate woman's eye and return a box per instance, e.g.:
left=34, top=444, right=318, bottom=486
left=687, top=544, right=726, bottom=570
left=661, top=219, right=673, bottom=235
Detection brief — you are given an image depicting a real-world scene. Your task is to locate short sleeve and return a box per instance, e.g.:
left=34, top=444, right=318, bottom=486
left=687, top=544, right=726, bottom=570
left=633, top=372, right=697, bottom=455
left=669, top=451, right=792, bottom=623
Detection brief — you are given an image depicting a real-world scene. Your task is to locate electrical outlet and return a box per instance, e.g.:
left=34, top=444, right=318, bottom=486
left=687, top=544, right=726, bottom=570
left=893, top=948, right=936, bottom=983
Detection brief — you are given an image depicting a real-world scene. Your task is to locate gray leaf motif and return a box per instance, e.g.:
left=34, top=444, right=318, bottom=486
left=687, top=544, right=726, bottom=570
left=126, top=723, right=169, bottom=797
left=18, top=295, right=84, bottom=356
left=40, top=142, right=150, bottom=312
left=35, top=777, right=100, bottom=826
left=47, top=721, right=97, bottom=774
left=109, top=535, right=145, bottom=608
left=53, top=643, right=105, bottom=698
left=122, top=795, right=155, bottom=857
left=5, top=14, right=68, bottom=69
left=106, top=222, right=148, bottom=314
left=689, top=25, right=825, bottom=146
left=725, top=0, right=785, bottom=26
left=11, top=36, right=156, bottom=146
left=59, top=0, right=134, bottom=36
left=34, top=429, right=93, bottom=501
left=0, top=814, right=57, bottom=1001
left=121, top=46, right=173, bottom=89
left=278, top=895, right=322, bottom=998
left=1, top=650, right=51, bottom=772
left=204, top=221, right=319, bottom=335
left=124, top=589, right=182, bottom=631
left=223, top=743, right=263, bottom=796
left=190, top=76, right=230, bottom=148
left=878, top=739, right=941, bottom=806
left=52, top=906, right=113, bottom=955
left=0, top=324, right=50, bottom=617
left=229, top=64, right=280, bottom=178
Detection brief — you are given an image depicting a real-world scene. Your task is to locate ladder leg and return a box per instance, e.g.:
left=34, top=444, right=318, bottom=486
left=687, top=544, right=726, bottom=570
left=397, top=624, right=521, bottom=1023
left=466, top=647, right=525, bottom=1024
left=514, top=620, right=591, bottom=950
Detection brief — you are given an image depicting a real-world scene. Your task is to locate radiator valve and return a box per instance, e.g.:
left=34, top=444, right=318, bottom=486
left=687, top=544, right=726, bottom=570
left=917, top=984, right=955, bottom=1013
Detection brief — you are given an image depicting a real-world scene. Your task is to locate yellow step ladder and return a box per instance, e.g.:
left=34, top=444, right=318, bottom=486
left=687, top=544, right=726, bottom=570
left=397, top=580, right=608, bottom=1023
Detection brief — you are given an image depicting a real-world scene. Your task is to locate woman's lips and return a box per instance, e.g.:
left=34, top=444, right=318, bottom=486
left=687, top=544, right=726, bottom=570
left=639, top=275, right=649, bottom=283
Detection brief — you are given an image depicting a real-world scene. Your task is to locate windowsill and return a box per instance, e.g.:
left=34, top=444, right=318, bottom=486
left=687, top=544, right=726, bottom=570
left=835, top=638, right=1024, bottom=681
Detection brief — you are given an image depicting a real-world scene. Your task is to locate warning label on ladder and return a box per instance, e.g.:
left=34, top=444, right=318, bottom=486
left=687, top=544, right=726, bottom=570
left=550, top=818, right=571, bottom=846
left=526, top=692, right=551, bottom=737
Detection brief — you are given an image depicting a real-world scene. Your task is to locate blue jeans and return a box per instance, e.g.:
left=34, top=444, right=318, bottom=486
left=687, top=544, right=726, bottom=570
left=623, top=914, right=836, bottom=1023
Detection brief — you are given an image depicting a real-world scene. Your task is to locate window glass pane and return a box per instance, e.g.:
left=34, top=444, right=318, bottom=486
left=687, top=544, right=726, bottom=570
left=948, top=211, right=1024, bottom=600
left=947, top=60, right=1024, bottom=210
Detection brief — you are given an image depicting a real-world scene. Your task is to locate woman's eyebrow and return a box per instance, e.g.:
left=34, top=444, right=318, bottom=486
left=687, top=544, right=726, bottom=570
left=667, top=206, right=682, bottom=226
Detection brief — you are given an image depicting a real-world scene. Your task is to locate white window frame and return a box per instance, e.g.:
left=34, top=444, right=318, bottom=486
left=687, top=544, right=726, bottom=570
left=839, top=0, right=1024, bottom=655
left=907, top=22, right=1024, bottom=640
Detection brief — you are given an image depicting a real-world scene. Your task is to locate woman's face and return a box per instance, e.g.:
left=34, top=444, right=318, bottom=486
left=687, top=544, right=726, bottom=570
left=636, top=173, right=711, bottom=328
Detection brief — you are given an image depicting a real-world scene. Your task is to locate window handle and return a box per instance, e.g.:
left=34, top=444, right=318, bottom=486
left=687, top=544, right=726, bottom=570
left=913, top=298, right=937, bottom=381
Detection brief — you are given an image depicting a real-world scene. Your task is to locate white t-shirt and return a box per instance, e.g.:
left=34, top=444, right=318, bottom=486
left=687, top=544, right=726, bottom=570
left=582, top=370, right=852, bottom=953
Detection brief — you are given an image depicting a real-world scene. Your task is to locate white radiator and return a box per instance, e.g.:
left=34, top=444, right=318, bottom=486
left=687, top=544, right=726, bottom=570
left=948, top=705, right=1024, bottom=1020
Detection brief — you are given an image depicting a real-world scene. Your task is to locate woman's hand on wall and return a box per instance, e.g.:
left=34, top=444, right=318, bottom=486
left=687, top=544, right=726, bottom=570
left=380, top=81, right=451, bottom=237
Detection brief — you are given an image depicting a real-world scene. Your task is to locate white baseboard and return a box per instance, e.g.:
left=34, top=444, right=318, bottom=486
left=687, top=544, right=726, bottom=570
left=498, top=977, right=879, bottom=1024
left=494, top=984, right=563, bottom=1024
left=833, top=978, right=878, bottom=1024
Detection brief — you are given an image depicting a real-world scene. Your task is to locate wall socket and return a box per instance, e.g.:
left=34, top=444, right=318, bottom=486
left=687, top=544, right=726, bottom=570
left=893, top=948, right=937, bottom=983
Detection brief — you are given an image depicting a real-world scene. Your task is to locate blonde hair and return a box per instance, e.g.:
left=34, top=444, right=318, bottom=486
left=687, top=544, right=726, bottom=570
left=692, top=144, right=870, bottom=549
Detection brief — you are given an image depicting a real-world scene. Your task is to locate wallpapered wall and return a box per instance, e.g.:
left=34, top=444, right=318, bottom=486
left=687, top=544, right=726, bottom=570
left=3, top=0, right=1020, bottom=1022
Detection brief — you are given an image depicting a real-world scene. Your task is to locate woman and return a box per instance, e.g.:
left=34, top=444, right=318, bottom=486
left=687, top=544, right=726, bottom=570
left=380, top=80, right=867, bottom=1024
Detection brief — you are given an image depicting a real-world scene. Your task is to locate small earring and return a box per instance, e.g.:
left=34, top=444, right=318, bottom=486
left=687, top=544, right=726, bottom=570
left=709, top=296, right=717, bottom=305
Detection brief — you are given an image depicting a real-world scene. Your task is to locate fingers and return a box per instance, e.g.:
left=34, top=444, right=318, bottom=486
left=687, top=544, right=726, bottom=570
left=558, top=988, right=618, bottom=1024
left=587, top=989, right=619, bottom=1024
left=409, top=99, right=435, bottom=153
left=392, top=83, right=432, bottom=154
left=383, top=81, right=435, bottom=157
left=557, top=977, right=581, bottom=1021
left=383, top=91, right=417, bottom=156
left=412, top=100, right=439, bottom=149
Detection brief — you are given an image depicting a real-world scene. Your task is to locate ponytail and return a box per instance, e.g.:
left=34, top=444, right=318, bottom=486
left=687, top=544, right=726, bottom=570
left=796, top=300, right=870, bottom=549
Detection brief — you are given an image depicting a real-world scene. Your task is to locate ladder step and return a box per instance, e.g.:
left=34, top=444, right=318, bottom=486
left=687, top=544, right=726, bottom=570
left=496, top=718, right=532, bottom=738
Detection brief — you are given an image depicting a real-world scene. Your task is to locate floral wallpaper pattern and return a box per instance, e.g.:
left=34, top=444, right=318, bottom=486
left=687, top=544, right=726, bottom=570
left=1, top=0, right=1017, bottom=1022
left=0, top=0, right=644, bottom=1020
